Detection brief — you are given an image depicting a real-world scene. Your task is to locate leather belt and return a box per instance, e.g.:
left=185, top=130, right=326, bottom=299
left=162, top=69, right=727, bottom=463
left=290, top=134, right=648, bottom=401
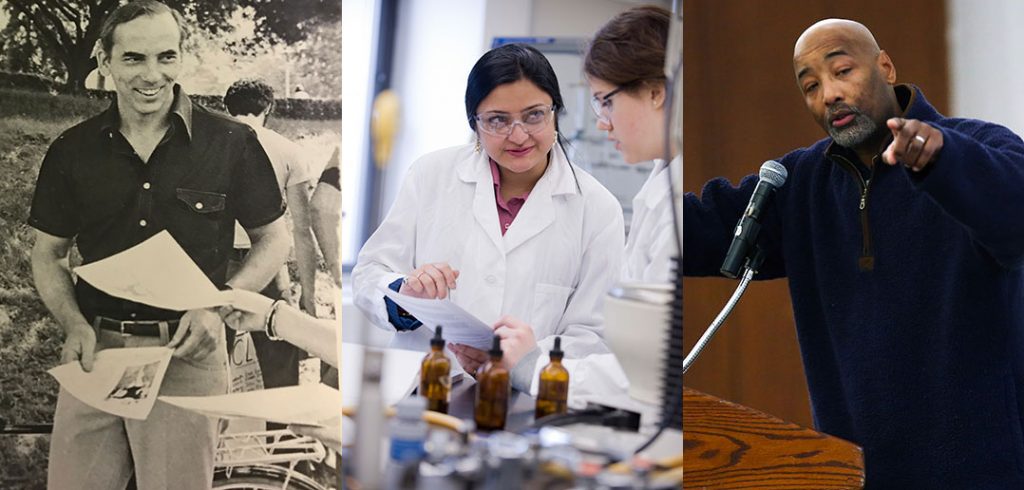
left=94, top=316, right=181, bottom=337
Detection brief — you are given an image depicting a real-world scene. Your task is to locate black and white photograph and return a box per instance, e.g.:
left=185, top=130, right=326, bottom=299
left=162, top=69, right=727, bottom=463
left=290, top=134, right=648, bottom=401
left=107, top=362, right=159, bottom=403
left=0, top=0, right=341, bottom=488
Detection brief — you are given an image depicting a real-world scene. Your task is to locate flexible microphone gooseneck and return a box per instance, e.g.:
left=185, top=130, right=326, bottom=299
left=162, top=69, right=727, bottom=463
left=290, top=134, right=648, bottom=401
left=684, top=249, right=765, bottom=374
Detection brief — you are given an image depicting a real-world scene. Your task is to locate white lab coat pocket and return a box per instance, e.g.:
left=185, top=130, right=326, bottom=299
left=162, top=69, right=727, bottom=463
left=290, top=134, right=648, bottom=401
left=532, top=283, right=574, bottom=335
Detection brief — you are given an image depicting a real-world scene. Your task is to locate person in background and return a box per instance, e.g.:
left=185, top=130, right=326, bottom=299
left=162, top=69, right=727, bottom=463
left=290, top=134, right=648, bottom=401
left=224, top=78, right=318, bottom=391
left=311, top=146, right=341, bottom=287
left=29, top=2, right=289, bottom=488
left=222, top=288, right=340, bottom=450
left=585, top=5, right=679, bottom=283
left=685, top=18, right=1024, bottom=487
left=224, top=289, right=337, bottom=367
left=352, top=44, right=628, bottom=401
left=309, top=145, right=341, bottom=389
left=292, top=84, right=311, bottom=99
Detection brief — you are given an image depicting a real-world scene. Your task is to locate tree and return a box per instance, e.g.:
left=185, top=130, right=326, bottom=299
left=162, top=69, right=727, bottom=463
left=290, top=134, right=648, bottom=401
left=289, top=19, right=341, bottom=97
left=183, top=19, right=340, bottom=97
left=2, top=0, right=116, bottom=91
left=0, top=0, right=341, bottom=92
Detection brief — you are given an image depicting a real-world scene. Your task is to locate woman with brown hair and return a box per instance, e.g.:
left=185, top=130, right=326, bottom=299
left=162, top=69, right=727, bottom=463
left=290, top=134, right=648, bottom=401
left=585, top=5, right=679, bottom=283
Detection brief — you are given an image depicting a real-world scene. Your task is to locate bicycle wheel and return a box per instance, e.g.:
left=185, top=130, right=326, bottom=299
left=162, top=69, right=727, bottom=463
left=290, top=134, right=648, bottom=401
left=212, top=465, right=326, bottom=490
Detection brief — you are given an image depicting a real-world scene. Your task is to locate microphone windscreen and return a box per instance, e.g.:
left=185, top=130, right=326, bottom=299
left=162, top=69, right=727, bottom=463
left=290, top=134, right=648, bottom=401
left=759, top=160, right=788, bottom=187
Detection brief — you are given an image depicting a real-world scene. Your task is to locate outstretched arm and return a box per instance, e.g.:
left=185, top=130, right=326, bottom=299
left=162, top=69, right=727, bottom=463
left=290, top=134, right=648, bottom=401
left=884, top=117, right=1024, bottom=268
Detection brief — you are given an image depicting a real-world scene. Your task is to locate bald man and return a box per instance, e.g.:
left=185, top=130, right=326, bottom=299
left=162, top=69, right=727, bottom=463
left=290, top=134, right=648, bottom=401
left=685, top=19, right=1024, bottom=487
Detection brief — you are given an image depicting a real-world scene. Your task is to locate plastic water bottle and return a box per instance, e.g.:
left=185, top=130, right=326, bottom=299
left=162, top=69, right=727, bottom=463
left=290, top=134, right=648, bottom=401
left=385, top=396, right=428, bottom=488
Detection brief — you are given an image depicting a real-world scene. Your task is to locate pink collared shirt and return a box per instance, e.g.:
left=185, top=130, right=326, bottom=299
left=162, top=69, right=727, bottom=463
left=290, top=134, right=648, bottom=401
left=490, top=159, right=530, bottom=235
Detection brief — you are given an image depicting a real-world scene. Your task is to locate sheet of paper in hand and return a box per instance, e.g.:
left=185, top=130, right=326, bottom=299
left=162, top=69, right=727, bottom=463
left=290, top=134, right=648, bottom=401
left=74, top=230, right=232, bottom=311
left=379, top=286, right=495, bottom=349
left=48, top=347, right=174, bottom=420
left=161, top=383, right=341, bottom=426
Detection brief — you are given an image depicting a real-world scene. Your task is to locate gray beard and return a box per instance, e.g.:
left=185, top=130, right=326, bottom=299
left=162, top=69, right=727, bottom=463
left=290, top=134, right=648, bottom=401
left=828, top=113, right=879, bottom=149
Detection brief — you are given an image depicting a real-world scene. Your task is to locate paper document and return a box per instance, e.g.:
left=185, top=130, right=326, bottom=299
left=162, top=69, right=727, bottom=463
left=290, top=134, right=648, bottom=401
left=161, top=384, right=341, bottom=426
left=48, top=347, right=173, bottom=420
left=380, top=287, right=494, bottom=349
left=75, top=230, right=231, bottom=311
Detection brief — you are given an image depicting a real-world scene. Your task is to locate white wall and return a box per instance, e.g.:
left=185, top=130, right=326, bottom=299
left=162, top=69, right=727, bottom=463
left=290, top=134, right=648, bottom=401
left=482, top=0, right=533, bottom=48
left=947, top=0, right=1024, bottom=135
left=532, top=0, right=658, bottom=38
left=381, top=0, right=489, bottom=206
left=341, top=0, right=377, bottom=266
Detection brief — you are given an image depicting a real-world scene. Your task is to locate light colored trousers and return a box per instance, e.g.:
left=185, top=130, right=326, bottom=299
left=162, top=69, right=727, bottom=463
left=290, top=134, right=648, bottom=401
left=47, top=326, right=228, bottom=490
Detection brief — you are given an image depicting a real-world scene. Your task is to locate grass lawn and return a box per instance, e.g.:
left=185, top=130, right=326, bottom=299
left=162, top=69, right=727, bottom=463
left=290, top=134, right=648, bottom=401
left=0, top=88, right=340, bottom=488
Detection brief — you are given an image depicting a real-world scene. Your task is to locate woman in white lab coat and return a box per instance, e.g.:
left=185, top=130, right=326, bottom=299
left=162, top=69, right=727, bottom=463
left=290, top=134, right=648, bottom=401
left=584, top=6, right=680, bottom=283
left=353, top=44, right=626, bottom=397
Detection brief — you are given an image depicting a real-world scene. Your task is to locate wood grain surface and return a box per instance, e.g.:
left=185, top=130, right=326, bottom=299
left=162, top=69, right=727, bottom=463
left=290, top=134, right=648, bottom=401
left=684, top=387, right=864, bottom=489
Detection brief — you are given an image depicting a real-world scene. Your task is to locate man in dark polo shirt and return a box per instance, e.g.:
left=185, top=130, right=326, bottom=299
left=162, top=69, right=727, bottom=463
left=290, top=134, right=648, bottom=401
left=27, top=2, right=290, bottom=489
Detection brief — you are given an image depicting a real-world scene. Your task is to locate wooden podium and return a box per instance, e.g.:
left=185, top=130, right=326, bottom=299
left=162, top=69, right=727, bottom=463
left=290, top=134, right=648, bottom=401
left=683, top=387, right=865, bottom=489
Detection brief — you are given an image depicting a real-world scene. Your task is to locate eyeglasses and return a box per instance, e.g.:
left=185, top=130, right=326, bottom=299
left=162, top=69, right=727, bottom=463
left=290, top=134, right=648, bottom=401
left=473, top=105, right=555, bottom=136
left=590, top=85, right=630, bottom=123
left=590, top=80, right=647, bottom=123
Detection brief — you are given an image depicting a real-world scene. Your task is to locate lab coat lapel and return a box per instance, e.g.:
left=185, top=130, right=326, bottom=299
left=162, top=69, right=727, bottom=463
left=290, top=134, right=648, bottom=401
left=502, top=147, right=576, bottom=254
left=457, top=152, right=505, bottom=252
left=641, top=158, right=672, bottom=210
left=503, top=175, right=554, bottom=254
left=631, top=159, right=670, bottom=235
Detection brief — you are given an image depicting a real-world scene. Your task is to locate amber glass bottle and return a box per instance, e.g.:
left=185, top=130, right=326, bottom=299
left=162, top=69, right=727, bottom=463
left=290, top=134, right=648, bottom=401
left=420, top=326, right=451, bottom=413
left=535, top=336, right=569, bottom=419
left=474, top=335, right=510, bottom=431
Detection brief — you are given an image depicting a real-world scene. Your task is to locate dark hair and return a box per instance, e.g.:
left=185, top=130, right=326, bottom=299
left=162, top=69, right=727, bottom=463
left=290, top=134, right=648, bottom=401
left=584, top=5, right=670, bottom=91
left=99, top=0, right=189, bottom=55
left=224, top=78, right=276, bottom=117
left=465, top=43, right=580, bottom=191
left=464, top=44, right=565, bottom=133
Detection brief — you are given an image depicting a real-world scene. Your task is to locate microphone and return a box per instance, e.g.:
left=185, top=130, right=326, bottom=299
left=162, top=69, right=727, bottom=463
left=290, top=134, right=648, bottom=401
left=720, top=160, right=788, bottom=278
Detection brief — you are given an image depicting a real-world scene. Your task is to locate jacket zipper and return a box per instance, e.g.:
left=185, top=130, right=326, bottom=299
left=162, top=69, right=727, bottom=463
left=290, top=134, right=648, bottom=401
left=834, top=155, right=874, bottom=271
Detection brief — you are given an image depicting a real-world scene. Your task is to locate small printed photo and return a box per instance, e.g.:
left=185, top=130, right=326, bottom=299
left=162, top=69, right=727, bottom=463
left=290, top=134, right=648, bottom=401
left=106, top=362, right=159, bottom=403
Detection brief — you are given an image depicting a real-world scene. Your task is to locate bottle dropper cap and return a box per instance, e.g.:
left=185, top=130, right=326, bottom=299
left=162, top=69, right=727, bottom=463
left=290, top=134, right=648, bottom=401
left=431, top=326, right=444, bottom=348
left=489, top=335, right=503, bottom=358
left=550, top=336, right=563, bottom=357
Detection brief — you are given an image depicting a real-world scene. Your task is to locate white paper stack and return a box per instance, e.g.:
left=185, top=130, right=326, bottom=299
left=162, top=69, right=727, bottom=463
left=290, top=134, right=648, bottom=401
left=380, top=287, right=494, bottom=349
left=161, top=383, right=341, bottom=426
left=74, top=230, right=232, bottom=311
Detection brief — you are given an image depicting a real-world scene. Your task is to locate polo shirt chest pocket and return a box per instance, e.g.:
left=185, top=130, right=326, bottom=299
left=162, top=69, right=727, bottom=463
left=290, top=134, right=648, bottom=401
left=170, top=188, right=227, bottom=245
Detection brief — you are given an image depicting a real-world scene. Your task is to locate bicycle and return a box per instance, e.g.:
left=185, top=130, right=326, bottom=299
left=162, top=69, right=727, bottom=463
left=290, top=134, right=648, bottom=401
left=213, top=428, right=335, bottom=490
left=0, top=421, right=337, bottom=490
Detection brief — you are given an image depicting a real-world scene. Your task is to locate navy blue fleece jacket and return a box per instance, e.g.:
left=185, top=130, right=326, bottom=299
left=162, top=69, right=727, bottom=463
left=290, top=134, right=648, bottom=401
left=685, top=85, right=1024, bottom=488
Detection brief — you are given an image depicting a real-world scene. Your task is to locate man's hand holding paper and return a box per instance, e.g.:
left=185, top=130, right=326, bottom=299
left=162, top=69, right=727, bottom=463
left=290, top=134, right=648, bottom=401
left=48, top=347, right=174, bottom=420
left=62, top=324, right=98, bottom=372
left=168, top=307, right=223, bottom=362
